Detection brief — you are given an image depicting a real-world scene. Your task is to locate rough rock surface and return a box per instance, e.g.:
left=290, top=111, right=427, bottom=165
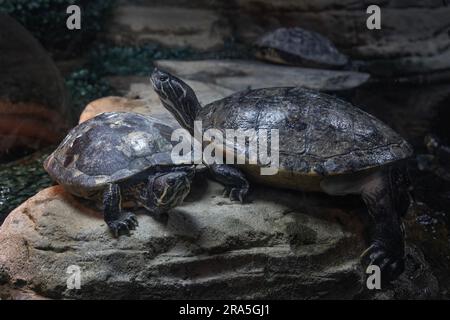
left=226, top=1, right=450, bottom=75
left=105, top=2, right=450, bottom=76
left=123, top=77, right=234, bottom=106
left=0, top=14, right=69, bottom=153
left=0, top=182, right=439, bottom=299
left=106, top=5, right=231, bottom=50
left=154, top=60, right=370, bottom=92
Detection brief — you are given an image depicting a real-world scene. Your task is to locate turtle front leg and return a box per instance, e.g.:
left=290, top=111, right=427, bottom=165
left=360, top=168, right=405, bottom=283
left=209, top=164, right=249, bottom=203
left=103, top=183, right=138, bottom=237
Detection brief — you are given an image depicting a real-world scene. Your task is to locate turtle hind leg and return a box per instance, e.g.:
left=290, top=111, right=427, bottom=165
left=103, top=183, right=138, bottom=237
left=320, top=168, right=406, bottom=283
left=209, top=164, right=249, bottom=203
left=359, top=167, right=405, bottom=283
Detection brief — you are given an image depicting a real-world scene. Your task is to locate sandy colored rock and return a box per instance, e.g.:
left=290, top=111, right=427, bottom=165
left=154, top=60, right=370, bottom=91
left=79, top=97, right=153, bottom=124
left=0, top=180, right=439, bottom=299
left=106, top=5, right=231, bottom=50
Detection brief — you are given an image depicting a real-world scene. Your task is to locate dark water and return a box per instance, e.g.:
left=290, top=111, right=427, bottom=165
left=0, top=148, right=54, bottom=224
left=350, top=82, right=450, bottom=150
left=349, top=82, right=450, bottom=297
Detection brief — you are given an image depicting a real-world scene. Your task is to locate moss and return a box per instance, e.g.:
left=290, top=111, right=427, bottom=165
left=64, top=39, right=253, bottom=116
left=87, top=40, right=255, bottom=76
left=0, top=0, right=116, bottom=58
left=65, top=68, right=116, bottom=117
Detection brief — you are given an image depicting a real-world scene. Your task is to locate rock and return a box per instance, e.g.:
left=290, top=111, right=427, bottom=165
left=154, top=60, right=370, bottom=91
left=106, top=5, right=231, bottom=51
left=79, top=78, right=233, bottom=126
left=357, top=244, right=440, bottom=300
left=102, top=2, right=450, bottom=77
left=361, top=49, right=450, bottom=79
left=0, top=286, right=48, bottom=300
left=0, top=181, right=439, bottom=299
left=78, top=97, right=157, bottom=124
left=224, top=1, right=450, bottom=76
left=123, top=77, right=234, bottom=105
left=406, top=202, right=450, bottom=297
left=0, top=14, right=69, bottom=154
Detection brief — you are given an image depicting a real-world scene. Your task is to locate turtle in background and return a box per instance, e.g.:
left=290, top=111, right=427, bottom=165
left=150, top=69, right=414, bottom=282
left=44, top=112, right=195, bottom=236
left=255, top=27, right=349, bottom=69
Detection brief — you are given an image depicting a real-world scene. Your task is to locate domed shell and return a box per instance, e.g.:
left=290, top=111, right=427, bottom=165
left=256, top=27, right=348, bottom=68
left=199, top=87, right=413, bottom=178
left=44, top=112, right=175, bottom=192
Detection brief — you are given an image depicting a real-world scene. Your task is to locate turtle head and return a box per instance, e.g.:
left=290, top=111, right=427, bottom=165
left=148, top=167, right=195, bottom=211
left=150, top=68, right=200, bottom=135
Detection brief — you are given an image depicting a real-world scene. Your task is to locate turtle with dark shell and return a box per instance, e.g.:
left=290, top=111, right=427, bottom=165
left=255, top=27, right=349, bottom=69
left=44, top=112, right=194, bottom=236
left=150, top=69, right=414, bottom=282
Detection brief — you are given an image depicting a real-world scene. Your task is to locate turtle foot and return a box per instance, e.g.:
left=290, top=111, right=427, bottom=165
left=223, top=187, right=248, bottom=203
left=360, top=241, right=405, bottom=284
left=209, top=164, right=249, bottom=204
left=107, top=212, right=138, bottom=237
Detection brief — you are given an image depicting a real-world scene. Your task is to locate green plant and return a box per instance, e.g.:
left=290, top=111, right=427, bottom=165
left=65, top=68, right=116, bottom=117
left=87, top=40, right=255, bottom=76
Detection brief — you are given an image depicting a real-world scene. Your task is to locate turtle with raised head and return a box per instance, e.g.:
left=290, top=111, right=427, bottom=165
left=44, top=112, right=194, bottom=236
left=255, top=27, right=349, bottom=69
left=150, top=69, right=414, bottom=281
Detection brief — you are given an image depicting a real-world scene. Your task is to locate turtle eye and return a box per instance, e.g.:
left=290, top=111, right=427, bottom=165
left=159, top=74, right=169, bottom=82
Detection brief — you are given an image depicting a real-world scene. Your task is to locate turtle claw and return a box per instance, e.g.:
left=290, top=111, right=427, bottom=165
left=129, top=215, right=139, bottom=227
left=223, top=187, right=248, bottom=203
left=108, top=212, right=138, bottom=237
left=360, top=242, right=405, bottom=284
left=222, top=187, right=231, bottom=197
